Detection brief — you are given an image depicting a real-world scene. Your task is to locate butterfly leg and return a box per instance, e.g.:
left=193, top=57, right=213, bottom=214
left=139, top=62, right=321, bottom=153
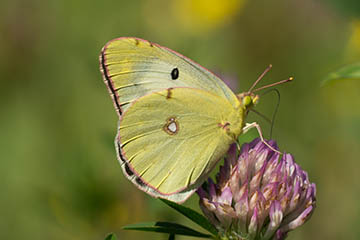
left=236, top=141, right=241, bottom=151
left=242, top=122, right=281, bottom=154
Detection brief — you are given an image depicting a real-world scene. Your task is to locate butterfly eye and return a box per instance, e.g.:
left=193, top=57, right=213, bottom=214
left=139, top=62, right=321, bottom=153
left=243, top=95, right=252, bottom=107
left=171, top=68, right=179, bottom=80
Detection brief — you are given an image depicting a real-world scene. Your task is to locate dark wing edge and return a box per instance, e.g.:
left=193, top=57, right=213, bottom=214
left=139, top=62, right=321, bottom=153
left=99, top=47, right=122, bottom=116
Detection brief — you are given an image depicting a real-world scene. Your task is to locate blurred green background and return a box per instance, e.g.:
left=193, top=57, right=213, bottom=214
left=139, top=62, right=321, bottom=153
left=1, top=0, right=360, bottom=239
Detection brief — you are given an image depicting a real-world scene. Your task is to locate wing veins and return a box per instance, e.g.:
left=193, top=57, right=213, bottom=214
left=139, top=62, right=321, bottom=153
left=162, top=130, right=218, bottom=190
left=121, top=128, right=161, bottom=148
left=154, top=139, right=187, bottom=189
left=109, top=69, right=170, bottom=77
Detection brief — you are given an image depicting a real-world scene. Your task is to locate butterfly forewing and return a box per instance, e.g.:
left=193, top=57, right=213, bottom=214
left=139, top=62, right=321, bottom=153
left=100, top=37, right=239, bottom=114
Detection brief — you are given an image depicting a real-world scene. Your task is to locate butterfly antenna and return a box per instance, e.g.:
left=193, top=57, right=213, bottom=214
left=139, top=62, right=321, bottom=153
left=248, top=64, right=273, bottom=93
left=259, top=88, right=281, bottom=139
left=252, top=77, right=294, bottom=93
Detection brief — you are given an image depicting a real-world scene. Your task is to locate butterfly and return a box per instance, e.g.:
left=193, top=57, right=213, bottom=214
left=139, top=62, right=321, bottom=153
left=99, top=37, right=291, bottom=203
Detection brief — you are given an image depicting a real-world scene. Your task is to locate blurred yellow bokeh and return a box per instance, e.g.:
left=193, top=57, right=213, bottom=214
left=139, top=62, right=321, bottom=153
left=347, top=19, right=360, bottom=56
left=172, top=0, right=245, bottom=34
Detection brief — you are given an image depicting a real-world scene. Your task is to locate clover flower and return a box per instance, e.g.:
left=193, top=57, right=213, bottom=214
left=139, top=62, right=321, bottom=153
left=197, top=138, right=316, bottom=240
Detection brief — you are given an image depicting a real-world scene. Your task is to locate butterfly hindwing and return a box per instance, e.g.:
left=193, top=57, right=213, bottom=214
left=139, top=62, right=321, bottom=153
left=117, top=87, right=243, bottom=202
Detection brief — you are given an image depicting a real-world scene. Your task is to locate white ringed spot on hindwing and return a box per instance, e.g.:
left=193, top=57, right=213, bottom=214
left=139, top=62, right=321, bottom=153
left=163, top=117, right=179, bottom=135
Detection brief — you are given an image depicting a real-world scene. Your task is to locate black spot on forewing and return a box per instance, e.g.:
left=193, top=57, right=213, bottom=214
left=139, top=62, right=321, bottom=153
left=171, top=68, right=179, bottom=80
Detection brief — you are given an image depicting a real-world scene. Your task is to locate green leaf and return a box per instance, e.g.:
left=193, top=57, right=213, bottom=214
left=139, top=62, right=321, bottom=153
left=322, top=62, right=360, bottom=86
left=123, top=221, right=213, bottom=238
left=168, top=233, right=175, bottom=240
left=160, top=199, right=218, bottom=236
left=104, top=233, right=117, bottom=240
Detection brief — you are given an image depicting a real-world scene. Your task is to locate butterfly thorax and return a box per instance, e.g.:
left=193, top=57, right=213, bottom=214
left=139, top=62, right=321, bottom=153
left=236, top=92, right=260, bottom=129
left=221, top=108, right=244, bottom=140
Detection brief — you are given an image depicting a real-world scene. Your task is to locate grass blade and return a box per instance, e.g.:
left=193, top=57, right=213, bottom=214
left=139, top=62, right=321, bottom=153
left=104, top=233, right=117, bottom=240
left=322, top=62, right=360, bottom=86
left=123, top=221, right=213, bottom=238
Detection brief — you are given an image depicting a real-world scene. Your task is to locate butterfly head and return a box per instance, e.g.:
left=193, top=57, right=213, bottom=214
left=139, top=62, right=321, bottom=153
left=237, top=92, right=259, bottom=111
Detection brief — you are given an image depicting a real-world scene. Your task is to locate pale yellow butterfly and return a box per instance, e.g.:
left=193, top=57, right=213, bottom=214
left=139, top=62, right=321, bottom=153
left=99, top=37, right=291, bottom=203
